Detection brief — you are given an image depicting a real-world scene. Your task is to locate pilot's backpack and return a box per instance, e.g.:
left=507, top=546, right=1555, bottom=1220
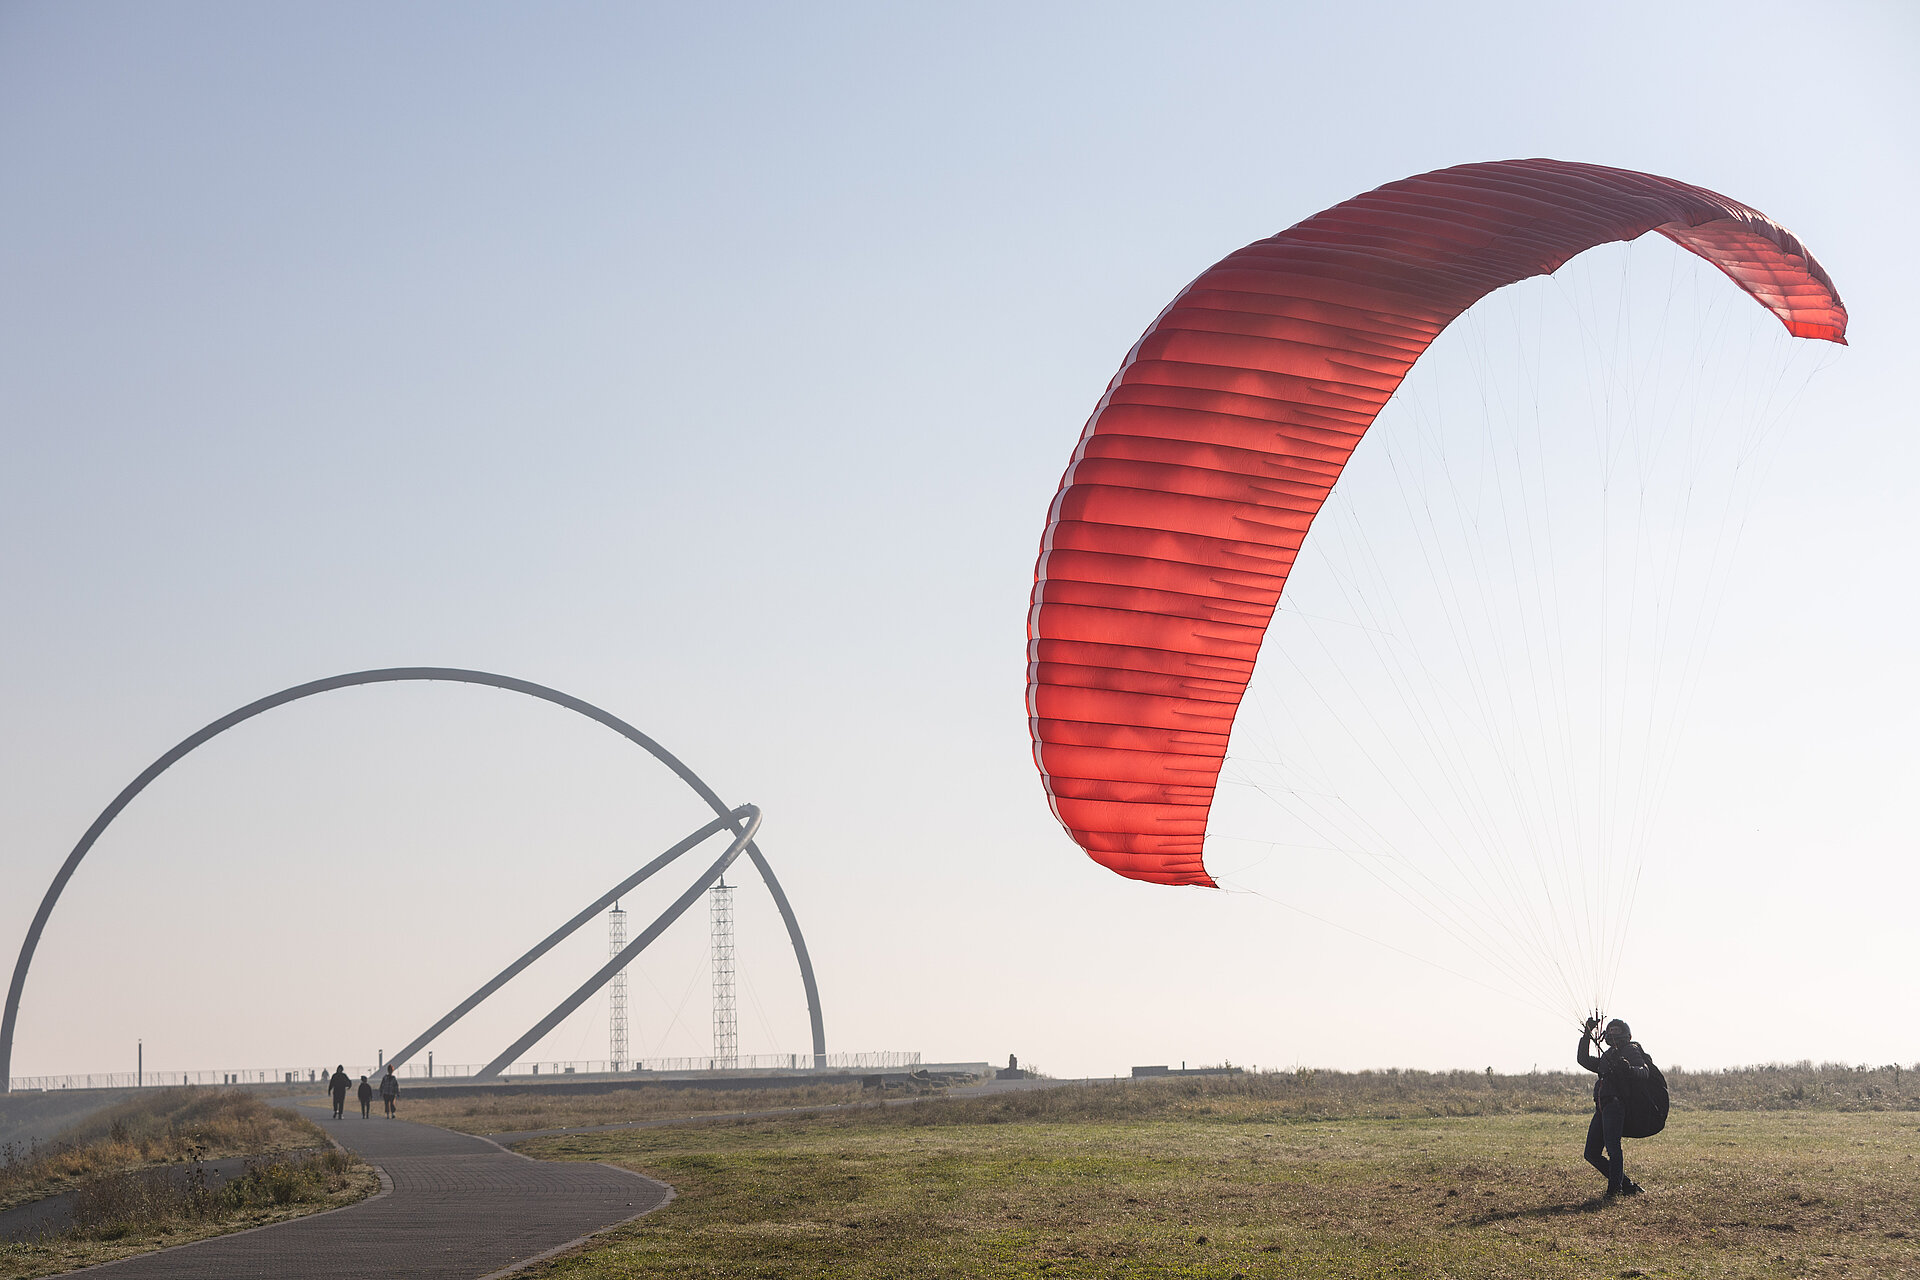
left=1620, top=1047, right=1670, bottom=1139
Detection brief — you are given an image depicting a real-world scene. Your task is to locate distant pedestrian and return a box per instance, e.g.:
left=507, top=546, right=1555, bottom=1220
left=379, top=1066, right=399, bottom=1118
left=328, top=1065, right=351, bottom=1119
left=357, top=1075, right=373, bottom=1119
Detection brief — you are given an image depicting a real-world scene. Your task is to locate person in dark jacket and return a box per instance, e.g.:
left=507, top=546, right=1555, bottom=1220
left=327, top=1065, right=351, bottom=1119
left=1579, top=1016, right=1651, bottom=1196
left=356, top=1075, right=373, bottom=1119
left=379, top=1066, right=399, bottom=1118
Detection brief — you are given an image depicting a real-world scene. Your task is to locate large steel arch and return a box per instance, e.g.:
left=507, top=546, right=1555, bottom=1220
left=1, top=668, right=826, bottom=1091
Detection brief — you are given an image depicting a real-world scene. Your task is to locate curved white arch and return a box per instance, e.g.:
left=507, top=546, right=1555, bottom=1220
left=2, top=668, right=825, bottom=1090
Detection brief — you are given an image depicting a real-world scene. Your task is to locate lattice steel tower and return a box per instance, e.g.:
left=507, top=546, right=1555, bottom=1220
left=710, top=880, right=737, bottom=1068
left=608, top=902, right=628, bottom=1071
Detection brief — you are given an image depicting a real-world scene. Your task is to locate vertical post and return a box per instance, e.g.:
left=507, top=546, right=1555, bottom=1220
left=428, top=1051, right=433, bottom=1079
left=608, top=902, right=628, bottom=1072
left=137, top=1040, right=142, bottom=1088
left=711, top=880, right=736, bottom=1070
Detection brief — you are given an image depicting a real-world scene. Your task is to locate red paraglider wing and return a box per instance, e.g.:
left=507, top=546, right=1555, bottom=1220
left=1027, top=159, right=1847, bottom=888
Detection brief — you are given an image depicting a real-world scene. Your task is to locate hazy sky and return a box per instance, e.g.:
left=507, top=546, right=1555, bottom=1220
left=3, top=2, right=1914, bottom=1083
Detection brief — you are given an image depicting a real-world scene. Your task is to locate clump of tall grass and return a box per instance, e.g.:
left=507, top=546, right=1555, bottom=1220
left=1671, top=1060, right=1920, bottom=1111
left=408, top=1081, right=865, bottom=1134
left=1, top=1088, right=322, bottom=1211
left=56, top=1148, right=359, bottom=1242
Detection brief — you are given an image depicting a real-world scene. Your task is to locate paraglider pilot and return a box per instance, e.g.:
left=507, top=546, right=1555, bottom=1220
left=1579, top=1016, right=1649, bottom=1196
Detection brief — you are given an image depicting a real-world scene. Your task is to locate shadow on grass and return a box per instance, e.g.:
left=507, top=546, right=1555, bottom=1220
left=1465, top=1195, right=1614, bottom=1226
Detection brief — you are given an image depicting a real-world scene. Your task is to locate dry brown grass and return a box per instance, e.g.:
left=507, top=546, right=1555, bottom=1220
left=402, top=1081, right=866, bottom=1135
left=0, top=1147, right=377, bottom=1279
left=855, top=1062, right=1920, bottom=1129
left=1670, top=1060, right=1919, bottom=1111
left=0, top=1087, right=322, bottom=1212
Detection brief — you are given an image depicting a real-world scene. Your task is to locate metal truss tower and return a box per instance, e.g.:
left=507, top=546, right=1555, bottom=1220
left=710, top=880, right=736, bottom=1069
left=608, top=902, right=628, bottom=1071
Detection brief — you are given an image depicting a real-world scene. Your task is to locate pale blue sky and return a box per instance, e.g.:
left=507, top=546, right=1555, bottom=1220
left=2, top=2, right=1914, bottom=1080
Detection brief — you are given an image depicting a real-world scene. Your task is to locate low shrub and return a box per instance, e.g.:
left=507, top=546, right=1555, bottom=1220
left=2, top=1088, right=327, bottom=1212
left=61, top=1147, right=359, bottom=1241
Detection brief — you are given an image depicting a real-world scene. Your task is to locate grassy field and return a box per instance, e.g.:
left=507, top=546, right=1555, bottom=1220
left=510, top=1069, right=1920, bottom=1279
left=0, top=1089, right=377, bottom=1279
left=402, top=1081, right=866, bottom=1135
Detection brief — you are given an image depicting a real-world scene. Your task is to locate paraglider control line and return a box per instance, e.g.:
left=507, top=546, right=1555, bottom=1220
left=1217, top=876, right=1572, bottom=1024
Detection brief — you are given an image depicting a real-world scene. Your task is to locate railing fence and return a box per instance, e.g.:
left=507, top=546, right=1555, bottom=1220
left=9, top=1050, right=921, bottom=1092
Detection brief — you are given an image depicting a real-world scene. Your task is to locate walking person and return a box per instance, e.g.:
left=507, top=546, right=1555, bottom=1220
left=357, top=1074, right=373, bottom=1119
left=328, top=1064, right=351, bottom=1120
left=1578, top=1016, right=1652, bottom=1196
left=379, top=1065, right=399, bottom=1118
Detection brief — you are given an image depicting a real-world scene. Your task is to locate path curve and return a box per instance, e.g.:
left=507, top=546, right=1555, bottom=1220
left=74, top=1102, right=670, bottom=1278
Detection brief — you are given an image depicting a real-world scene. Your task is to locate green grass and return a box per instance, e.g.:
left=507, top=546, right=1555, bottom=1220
left=509, top=1074, right=1920, bottom=1279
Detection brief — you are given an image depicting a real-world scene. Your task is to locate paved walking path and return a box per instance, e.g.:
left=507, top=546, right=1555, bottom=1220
left=79, top=1103, right=671, bottom=1278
